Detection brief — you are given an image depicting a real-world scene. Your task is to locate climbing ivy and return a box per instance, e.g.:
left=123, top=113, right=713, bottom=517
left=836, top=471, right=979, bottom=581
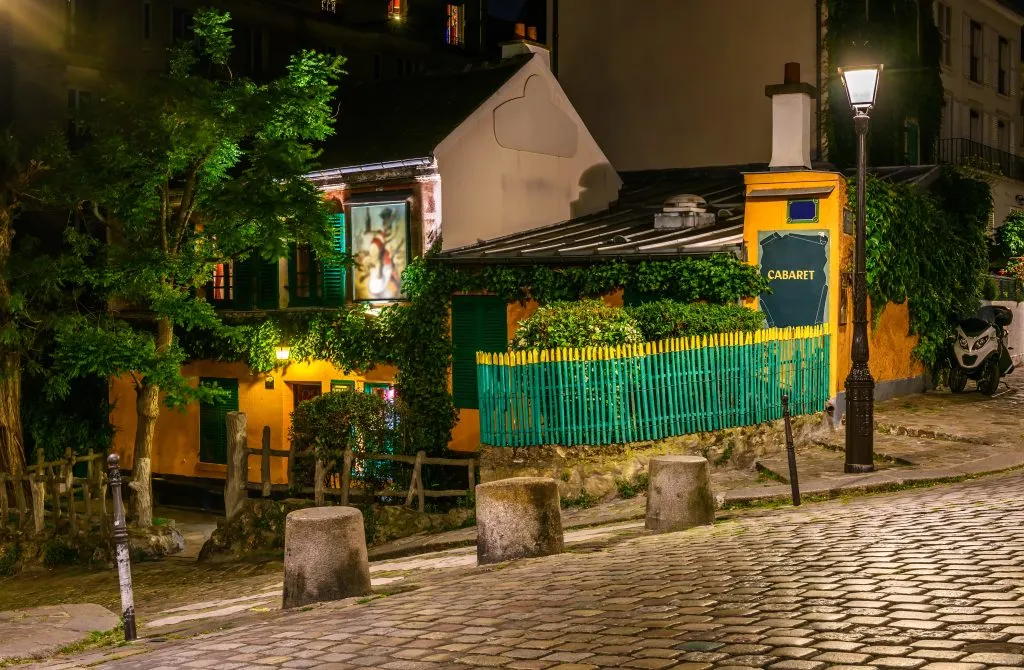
left=179, top=251, right=767, bottom=456
left=824, top=0, right=943, bottom=168
left=861, top=168, right=992, bottom=368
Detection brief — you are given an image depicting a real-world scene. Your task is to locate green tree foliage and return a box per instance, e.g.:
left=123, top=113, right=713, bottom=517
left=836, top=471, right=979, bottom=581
left=997, top=210, right=1024, bottom=258
left=862, top=168, right=991, bottom=368
left=825, top=0, right=943, bottom=168
left=44, top=9, right=345, bottom=526
left=626, top=301, right=765, bottom=342
left=511, top=300, right=645, bottom=350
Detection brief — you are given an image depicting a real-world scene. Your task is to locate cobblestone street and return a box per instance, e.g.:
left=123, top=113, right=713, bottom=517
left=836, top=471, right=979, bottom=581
left=48, top=470, right=1024, bottom=669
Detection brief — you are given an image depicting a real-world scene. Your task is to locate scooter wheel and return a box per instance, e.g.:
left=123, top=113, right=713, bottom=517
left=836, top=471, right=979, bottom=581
left=948, top=365, right=968, bottom=393
left=978, top=360, right=1001, bottom=396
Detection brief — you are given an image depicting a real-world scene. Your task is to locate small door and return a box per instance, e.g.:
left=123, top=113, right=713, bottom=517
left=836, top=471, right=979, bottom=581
left=199, top=378, right=239, bottom=465
left=292, top=382, right=322, bottom=411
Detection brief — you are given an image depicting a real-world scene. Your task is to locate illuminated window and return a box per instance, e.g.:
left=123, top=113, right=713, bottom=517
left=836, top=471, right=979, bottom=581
left=293, top=244, right=313, bottom=300
left=388, top=0, right=403, bottom=20
left=446, top=4, right=464, bottom=46
left=212, top=263, right=232, bottom=302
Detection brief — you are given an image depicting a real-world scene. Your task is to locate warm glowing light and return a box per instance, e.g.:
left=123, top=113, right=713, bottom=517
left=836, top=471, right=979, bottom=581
left=839, top=64, right=883, bottom=112
left=275, top=347, right=290, bottom=361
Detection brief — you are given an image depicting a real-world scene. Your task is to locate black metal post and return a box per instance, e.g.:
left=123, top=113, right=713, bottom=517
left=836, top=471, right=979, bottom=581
left=781, top=395, right=801, bottom=506
left=844, top=111, right=876, bottom=473
left=107, top=454, right=137, bottom=641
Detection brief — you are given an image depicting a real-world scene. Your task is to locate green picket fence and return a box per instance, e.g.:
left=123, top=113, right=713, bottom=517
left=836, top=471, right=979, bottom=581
left=476, top=325, right=831, bottom=448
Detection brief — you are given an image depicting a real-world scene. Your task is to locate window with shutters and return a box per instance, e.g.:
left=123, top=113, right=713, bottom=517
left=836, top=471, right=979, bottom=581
left=451, top=295, right=508, bottom=410
left=970, top=109, right=981, bottom=142
left=330, top=379, right=355, bottom=392
left=997, top=119, right=1007, bottom=151
left=970, top=21, right=982, bottom=83
left=209, top=262, right=232, bottom=308
left=225, top=256, right=279, bottom=310
left=999, top=36, right=1010, bottom=95
left=287, top=213, right=345, bottom=307
left=198, top=378, right=238, bottom=465
left=937, top=2, right=952, bottom=67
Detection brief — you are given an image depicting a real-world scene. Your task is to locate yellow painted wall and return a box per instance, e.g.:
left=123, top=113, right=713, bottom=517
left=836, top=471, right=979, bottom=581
left=742, top=170, right=924, bottom=400
left=110, top=360, right=398, bottom=483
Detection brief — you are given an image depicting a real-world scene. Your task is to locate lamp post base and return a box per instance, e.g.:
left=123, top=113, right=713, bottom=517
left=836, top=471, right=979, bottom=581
left=844, top=463, right=875, bottom=474
left=844, top=365, right=875, bottom=473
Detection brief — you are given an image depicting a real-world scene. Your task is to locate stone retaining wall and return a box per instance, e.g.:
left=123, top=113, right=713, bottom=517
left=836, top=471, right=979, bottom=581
left=479, top=414, right=827, bottom=501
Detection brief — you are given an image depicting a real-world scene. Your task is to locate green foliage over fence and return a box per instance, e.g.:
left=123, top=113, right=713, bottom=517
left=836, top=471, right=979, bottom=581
left=477, top=326, right=830, bottom=448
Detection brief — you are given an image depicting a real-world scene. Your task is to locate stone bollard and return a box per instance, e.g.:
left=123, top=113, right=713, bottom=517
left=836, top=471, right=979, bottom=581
left=645, top=455, right=716, bottom=533
left=476, top=477, right=563, bottom=565
left=282, top=507, right=372, bottom=609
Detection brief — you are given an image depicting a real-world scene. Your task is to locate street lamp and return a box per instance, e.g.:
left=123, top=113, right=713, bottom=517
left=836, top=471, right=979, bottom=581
left=839, top=63, right=882, bottom=474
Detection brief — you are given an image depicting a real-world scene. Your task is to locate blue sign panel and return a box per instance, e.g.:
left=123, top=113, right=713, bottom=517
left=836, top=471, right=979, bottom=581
left=758, top=231, right=829, bottom=328
left=787, top=199, right=819, bottom=223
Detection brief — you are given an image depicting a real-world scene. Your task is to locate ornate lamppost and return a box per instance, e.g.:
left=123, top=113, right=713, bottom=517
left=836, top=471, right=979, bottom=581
left=838, top=63, right=883, bottom=473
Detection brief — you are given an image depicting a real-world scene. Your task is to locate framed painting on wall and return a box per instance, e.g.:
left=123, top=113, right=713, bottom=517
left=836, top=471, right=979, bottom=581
left=349, top=202, right=410, bottom=301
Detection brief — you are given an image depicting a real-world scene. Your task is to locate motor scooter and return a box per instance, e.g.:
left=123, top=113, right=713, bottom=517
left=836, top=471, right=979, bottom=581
left=949, top=305, right=1014, bottom=396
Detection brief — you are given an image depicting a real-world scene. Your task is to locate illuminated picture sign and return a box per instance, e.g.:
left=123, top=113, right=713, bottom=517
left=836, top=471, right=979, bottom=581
left=350, top=202, right=410, bottom=301
left=758, top=231, right=829, bottom=327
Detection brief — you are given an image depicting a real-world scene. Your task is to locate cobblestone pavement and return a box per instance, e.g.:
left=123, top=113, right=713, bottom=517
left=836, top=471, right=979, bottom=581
left=48, top=470, right=1024, bottom=669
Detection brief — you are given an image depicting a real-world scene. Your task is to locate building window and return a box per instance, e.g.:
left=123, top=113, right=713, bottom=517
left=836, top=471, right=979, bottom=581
left=67, top=89, right=91, bottom=146
left=172, top=7, right=195, bottom=42
left=330, top=379, right=356, bottom=393
left=142, top=1, right=151, bottom=40
left=211, top=263, right=232, bottom=304
left=997, top=119, right=1007, bottom=150
left=292, top=244, right=314, bottom=300
left=287, top=214, right=345, bottom=307
left=970, top=20, right=983, bottom=83
left=446, top=4, right=465, bottom=46
left=970, top=109, right=981, bottom=142
left=198, top=378, right=239, bottom=465
left=937, top=2, right=952, bottom=67
left=388, top=0, right=404, bottom=20
left=66, top=0, right=97, bottom=48
left=999, top=36, right=1010, bottom=95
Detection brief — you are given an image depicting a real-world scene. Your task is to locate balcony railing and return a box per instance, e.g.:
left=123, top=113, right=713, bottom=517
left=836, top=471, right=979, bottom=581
left=938, top=138, right=1024, bottom=181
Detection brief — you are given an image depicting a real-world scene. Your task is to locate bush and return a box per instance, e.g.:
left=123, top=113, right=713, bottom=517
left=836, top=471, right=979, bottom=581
left=627, top=300, right=765, bottom=341
left=511, top=299, right=644, bottom=350
left=982, top=277, right=999, bottom=301
left=998, top=211, right=1024, bottom=258
left=290, top=390, right=409, bottom=492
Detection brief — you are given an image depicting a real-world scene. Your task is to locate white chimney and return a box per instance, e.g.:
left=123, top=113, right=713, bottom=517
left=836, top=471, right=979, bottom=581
left=765, top=62, right=816, bottom=170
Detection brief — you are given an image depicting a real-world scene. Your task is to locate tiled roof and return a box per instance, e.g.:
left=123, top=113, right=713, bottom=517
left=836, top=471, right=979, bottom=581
left=435, top=168, right=749, bottom=263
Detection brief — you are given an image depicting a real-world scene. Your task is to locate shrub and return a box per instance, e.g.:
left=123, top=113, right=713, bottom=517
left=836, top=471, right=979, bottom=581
left=627, top=300, right=765, bottom=341
left=982, top=277, right=998, bottom=301
left=511, top=299, right=644, bottom=350
left=998, top=211, right=1024, bottom=258
left=290, top=390, right=409, bottom=492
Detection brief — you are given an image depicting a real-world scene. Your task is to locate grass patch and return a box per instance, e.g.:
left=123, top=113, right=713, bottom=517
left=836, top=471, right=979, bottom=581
left=561, top=491, right=599, bottom=509
left=755, top=466, right=786, bottom=484
left=56, top=625, right=126, bottom=656
left=615, top=472, right=649, bottom=499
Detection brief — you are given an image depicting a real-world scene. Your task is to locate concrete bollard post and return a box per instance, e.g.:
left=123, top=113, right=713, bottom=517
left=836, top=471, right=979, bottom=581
left=282, top=507, right=372, bottom=609
left=645, top=455, right=715, bottom=533
left=476, top=477, right=563, bottom=565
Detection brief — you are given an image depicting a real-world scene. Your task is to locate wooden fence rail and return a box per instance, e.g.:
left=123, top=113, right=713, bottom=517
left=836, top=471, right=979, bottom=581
left=0, top=448, right=108, bottom=536
left=226, top=417, right=477, bottom=517
left=476, top=326, right=831, bottom=448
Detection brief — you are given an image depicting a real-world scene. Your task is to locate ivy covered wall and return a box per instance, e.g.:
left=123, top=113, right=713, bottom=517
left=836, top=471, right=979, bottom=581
left=825, top=0, right=944, bottom=167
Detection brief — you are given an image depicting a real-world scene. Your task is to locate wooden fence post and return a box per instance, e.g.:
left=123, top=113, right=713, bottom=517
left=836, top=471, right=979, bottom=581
left=30, top=449, right=44, bottom=533
left=0, top=473, right=8, bottom=530
left=64, top=448, right=77, bottom=535
left=261, top=427, right=272, bottom=497
left=83, top=452, right=94, bottom=530
left=224, top=411, right=248, bottom=521
left=314, top=458, right=325, bottom=506
left=467, top=460, right=476, bottom=496
left=13, top=465, right=26, bottom=531
left=340, top=448, right=352, bottom=506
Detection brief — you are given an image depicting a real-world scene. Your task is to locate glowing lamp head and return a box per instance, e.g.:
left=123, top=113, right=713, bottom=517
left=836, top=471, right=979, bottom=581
left=839, top=64, right=883, bottom=113
left=275, top=347, right=290, bottom=361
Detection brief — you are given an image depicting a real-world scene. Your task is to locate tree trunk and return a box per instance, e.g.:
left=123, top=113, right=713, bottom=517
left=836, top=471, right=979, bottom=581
left=129, top=318, right=173, bottom=528
left=0, top=208, right=24, bottom=484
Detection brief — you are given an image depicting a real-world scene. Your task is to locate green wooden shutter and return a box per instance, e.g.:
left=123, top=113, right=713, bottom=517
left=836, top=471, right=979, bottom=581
left=322, top=214, right=346, bottom=307
left=255, top=257, right=279, bottom=310
left=198, top=378, right=239, bottom=465
left=232, top=257, right=254, bottom=310
left=451, top=295, right=508, bottom=410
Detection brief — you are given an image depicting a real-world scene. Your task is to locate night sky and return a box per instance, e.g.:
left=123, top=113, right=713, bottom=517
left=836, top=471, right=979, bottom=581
left=489, top=0, right=528, bottom=21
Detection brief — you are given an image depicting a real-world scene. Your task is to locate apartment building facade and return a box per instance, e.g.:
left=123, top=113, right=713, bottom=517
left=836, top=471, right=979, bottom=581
left=0, top=0, right=485, bottom=150
left=547, top=0, right=1024, bottom=225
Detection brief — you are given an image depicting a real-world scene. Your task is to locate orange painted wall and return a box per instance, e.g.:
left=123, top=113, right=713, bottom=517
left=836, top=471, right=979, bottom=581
left=110, top=360, right=398, bottom=483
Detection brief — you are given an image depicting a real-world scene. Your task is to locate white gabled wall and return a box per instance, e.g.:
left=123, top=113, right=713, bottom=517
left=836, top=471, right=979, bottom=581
left=434, top=53, right=622, bottom=251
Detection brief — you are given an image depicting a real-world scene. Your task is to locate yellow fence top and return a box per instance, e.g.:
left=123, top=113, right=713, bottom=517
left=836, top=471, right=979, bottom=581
left=476, top=324, right=831, bottom=366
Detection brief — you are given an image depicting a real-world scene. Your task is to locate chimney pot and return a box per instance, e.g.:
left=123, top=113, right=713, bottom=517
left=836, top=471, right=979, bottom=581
left=784, top=62, right=800, bottom=85
left=515, top=22, right=526, bottom=38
